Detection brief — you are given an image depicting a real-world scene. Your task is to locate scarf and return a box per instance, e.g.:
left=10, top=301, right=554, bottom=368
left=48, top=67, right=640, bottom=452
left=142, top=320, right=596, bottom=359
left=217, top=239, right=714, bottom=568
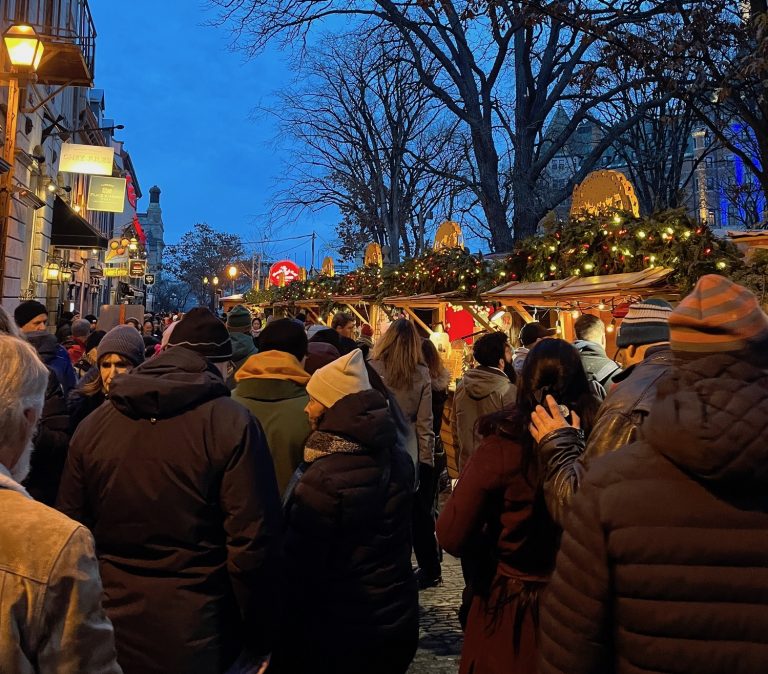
left=303, top=430, right=366, bottom=463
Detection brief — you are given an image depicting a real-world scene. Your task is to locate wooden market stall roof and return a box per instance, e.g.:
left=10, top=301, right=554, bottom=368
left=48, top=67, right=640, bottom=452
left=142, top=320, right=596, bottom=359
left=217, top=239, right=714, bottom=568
left=482, top=268, right=677, bottom=309
left=380, top=291, right=472, bottom=308
left=380, top=291, right=494, bottom=334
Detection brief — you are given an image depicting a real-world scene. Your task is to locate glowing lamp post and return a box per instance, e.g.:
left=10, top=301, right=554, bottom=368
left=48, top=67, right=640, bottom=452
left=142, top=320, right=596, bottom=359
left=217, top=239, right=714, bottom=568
left=1, top=24, right=45, bottom=294
left=228, top=265, right=237, bottom=295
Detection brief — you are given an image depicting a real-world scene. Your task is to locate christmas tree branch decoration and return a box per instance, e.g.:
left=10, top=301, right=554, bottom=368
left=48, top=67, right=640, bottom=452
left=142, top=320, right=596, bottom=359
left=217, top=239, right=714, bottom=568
left=243, top=210, right=755, bottom=308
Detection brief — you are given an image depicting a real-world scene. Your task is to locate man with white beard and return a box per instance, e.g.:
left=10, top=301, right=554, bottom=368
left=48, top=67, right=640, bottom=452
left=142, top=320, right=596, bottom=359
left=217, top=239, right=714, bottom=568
left=0, top=334, right=121, bottom=673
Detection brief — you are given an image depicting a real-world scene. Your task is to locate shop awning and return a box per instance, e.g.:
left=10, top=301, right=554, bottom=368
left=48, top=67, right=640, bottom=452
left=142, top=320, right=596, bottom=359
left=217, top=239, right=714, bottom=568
left=51, top=196, right=108, bottom=249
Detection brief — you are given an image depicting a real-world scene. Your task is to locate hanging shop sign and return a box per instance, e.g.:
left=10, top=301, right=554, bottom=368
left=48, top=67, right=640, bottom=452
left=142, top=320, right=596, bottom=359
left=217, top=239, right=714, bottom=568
left=59, top=144, right=115, bottom=176
left=144, top=273, right=155, bottom=285
left=105, top=237, right=131, bottom=264
left=129, top=260, right=147, bottom=278
left=104, top=266, right=128, bottom=278
left=87, top=176, right=126, bottom=213
left=268, top=260, right=300, bottom=286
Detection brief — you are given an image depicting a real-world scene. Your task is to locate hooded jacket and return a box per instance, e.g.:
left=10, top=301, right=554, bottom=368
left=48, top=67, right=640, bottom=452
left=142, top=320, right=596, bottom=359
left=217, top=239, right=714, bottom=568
left=57, top=347, right=282, bottom=674
left=26, top=331, right=77, bottom=395
left=454, top=366, right=516, bottom=470
left=232, top=350, right=311, bottom=494
left=540, top=353, right=768, bottom=674
left=0, top=465, right=121, bottom=674
left=275, top=389, right=418, bottom=674
left=225, top=332, right=258, bottom=390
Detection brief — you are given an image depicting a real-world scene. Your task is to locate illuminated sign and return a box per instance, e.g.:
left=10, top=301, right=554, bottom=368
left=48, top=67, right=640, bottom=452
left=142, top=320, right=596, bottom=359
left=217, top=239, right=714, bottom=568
left=87, top=176, right=126, bottom=212
left=104, top=266, right=128, bottom=277
left=144, top=274, right=155, bottom=285
left=268, top=260, right=300, bottom=286
left=129, top=260, right=146, bottom=278
left=59, top=144, right=115, bottom=176
left=105, top=238, right=131, bottom=264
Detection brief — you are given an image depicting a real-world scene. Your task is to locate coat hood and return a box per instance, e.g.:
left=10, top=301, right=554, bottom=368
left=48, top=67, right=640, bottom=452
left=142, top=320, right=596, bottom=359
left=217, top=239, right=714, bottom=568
left=645, top=353, right=768, bottom=485
left=108, top=347, right=230, bottom=420
left=235, top=349, right=310, bottom=386
left=461, top=366, right=513, bottom=400
left=319, top=389, right=397, bottom=452
left=230, top=331, right=257, bottom=363
left=25, top=330, right=59, bottom=362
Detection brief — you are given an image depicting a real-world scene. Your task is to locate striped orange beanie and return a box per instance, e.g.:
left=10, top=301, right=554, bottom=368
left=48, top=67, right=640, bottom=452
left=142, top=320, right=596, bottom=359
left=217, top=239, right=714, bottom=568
left=670, top=274, right=768, bottom=353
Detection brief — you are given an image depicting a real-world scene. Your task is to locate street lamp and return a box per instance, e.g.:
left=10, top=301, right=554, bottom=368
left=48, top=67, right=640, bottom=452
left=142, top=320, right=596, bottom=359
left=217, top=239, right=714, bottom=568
left=3, top=25, right=44, bottom=71
left=1, top=24, right=45, bottom=297
left=228, top=265, right=237, bottom=295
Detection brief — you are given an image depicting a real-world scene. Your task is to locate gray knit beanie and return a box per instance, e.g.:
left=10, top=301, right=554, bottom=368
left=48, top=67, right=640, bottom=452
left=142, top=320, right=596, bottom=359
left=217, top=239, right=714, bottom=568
left=98, top=325, right=146, bottom=366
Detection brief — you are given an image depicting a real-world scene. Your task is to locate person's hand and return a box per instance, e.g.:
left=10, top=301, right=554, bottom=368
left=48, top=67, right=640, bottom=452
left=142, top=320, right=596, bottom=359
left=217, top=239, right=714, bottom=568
left=529, top=394, right=580, bottom=443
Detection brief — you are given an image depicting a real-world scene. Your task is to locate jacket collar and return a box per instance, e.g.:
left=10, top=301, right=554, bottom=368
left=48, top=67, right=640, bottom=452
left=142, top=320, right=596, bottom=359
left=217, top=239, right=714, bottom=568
left=613, top=344, right=672, bottom=384
left=0, top=463, right=32, bottom=499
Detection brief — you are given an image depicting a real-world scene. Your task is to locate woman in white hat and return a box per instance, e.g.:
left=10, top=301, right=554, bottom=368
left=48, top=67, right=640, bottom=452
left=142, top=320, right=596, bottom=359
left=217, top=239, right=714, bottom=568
left=272, top=349, right=418, bottom=674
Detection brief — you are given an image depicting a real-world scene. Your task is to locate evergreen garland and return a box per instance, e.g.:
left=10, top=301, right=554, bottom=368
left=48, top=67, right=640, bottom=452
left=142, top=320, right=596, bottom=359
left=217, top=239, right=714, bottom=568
left=242, top=210, right=754, bottom=306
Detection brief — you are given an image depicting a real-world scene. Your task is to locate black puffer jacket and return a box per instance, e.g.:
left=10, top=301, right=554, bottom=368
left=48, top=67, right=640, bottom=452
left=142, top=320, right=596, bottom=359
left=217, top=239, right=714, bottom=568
left=540, top=353, right=768, bottom=674
left=275, top=389, right=418, bottom=674
left=57, top=347, right=282, bottom=674
left=24, top=369, right=71, bottom=505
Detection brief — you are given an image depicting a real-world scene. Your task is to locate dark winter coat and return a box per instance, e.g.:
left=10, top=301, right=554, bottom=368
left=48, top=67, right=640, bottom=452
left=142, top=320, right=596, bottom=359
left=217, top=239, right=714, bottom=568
left=574, top=340, right=622, bottom=390
left=540, top=353, right=768, bottom=674
left=23, top=369, right=71, bottom=506
left=437, top=423, right=559, bottom=674
left=27, top=331, right=77, bottom=394
left=57, top=347, right=283, bottom=674
left=273, top=389, right=418, bottom=674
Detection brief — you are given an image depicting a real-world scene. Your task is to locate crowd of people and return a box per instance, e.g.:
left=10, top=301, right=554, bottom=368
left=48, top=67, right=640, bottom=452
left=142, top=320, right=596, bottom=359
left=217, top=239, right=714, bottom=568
left=2, top=273, right=768, bottom=673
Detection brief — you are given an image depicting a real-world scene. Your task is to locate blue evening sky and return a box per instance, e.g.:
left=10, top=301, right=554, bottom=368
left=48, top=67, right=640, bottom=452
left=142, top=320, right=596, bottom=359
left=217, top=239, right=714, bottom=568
left=89, top=1, right=336, bottom=267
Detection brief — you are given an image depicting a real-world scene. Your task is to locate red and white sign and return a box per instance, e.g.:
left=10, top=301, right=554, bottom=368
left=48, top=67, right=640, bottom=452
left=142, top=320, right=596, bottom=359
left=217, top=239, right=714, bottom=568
left=269, top=260, right=300, bottom=286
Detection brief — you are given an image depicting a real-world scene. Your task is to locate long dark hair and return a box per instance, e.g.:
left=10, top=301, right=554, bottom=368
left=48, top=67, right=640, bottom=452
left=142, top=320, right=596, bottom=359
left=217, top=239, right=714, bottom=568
left=477, top=338, right=600, bottom=480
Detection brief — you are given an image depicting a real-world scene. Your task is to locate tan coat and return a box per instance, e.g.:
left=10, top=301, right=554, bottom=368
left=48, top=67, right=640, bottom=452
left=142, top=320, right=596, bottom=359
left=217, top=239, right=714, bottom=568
left=0, top=465, right=121, bottom=674
left=453, top=366, right=516, bottom=470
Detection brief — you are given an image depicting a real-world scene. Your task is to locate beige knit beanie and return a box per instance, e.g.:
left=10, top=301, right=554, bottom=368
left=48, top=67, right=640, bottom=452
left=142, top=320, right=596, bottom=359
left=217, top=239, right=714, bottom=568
left=306, top=348, right=371, bottom=409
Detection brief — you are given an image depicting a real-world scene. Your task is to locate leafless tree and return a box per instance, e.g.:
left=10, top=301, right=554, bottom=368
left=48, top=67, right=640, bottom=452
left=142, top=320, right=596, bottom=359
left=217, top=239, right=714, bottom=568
left=211, top=0, right=672, bottom=251
left=268, top=32, right=467, bottom=262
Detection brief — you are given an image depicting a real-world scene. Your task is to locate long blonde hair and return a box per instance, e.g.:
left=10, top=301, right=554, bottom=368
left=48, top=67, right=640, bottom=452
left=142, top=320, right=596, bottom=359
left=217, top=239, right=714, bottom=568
left=372, top=318, right=423, bottom=389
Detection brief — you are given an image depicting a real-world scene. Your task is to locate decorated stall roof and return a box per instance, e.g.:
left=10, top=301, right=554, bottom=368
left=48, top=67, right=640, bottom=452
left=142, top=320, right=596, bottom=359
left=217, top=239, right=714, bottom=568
left=482, top=268, right=677, bottom=306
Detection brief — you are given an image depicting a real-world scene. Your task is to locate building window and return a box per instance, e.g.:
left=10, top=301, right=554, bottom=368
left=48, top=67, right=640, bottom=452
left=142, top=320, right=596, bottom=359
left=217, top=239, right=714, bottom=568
left=705, top=155, right=714, bottom=167
left=708, top=209, right=716, bottom=225
left=706, top=177, right=715, bottom=190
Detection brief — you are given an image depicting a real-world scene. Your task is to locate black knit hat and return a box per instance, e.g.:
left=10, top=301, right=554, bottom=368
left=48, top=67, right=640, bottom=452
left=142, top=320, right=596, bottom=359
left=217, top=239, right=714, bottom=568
left=14, top=300, right=48, bottom=328
left=258, top=318, right=308, bottom=361
left=167, top=307, right=233, bottom=362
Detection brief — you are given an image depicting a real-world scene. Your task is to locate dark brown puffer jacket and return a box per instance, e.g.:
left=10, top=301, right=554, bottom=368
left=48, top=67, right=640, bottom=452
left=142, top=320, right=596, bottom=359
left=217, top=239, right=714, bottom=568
left=540, top=353, right=768, bottom=674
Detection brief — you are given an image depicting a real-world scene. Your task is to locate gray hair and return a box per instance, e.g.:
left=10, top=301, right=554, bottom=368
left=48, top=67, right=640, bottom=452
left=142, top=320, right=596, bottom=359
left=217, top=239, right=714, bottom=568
left=0, top=335, right=48, bottom=450
left=0, top=305, right=20, bottom=337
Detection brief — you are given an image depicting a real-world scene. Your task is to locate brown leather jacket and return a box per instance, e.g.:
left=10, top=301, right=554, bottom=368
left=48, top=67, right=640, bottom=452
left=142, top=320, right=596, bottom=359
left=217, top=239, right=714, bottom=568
left=584, top=344, right=673, bottom=462
left=538, top=345, right=673, bottom=526
left=0, top=465, right=121, bottom=673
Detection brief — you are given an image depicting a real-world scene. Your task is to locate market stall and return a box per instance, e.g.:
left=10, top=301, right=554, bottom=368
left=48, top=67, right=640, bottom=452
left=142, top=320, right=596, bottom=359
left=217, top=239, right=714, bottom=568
left=482, top=267, right=678, bottom=349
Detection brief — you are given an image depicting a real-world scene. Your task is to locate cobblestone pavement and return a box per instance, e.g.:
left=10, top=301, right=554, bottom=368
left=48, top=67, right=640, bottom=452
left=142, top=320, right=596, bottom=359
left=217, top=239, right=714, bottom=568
left=408, top=552, right=464, bottom=674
